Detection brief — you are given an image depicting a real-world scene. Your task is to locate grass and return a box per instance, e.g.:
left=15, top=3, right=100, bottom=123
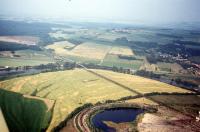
left=46, top=42, right=111, bottom=60
left=97, top=32, right=126, bottom=41
left=0, top=50, right=54, bottom=67
left=125, top=97, right=158, bottom=105
left=45, top=41, right=75, bottom=52
left=70, top=43, right=111, bottom=60
left=0, top=89, right=54, bottom=132
left=92, top=69, right=190, bottom=94
left=109, top=46, right=134, bottom=56
left=0, top=57, right=54, bottom=67
left=156, top=62, right=184, bottom=73
left=0, top=69, right=192, bottom=131
left=0, top=69, right=134, bottom=130
left=150, top=95, right=200, bottom=105
left=126, top=94, right=200, bottom=117
left=45, top=38, right=142, bottom=70
left=65, top=55, right=100, bottom=64
left=101, top=54, right=143, bottom=70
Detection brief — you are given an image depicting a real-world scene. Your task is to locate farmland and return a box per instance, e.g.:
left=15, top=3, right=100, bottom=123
left=0, top=50, right=54, bottom=66
left=0, top=36, right=39, bottom=45
left=46, top=42, right=111, bottom=60
left=109, top=46, right=134, bottom=56
left=0, top=68, right=191, bottom=130
left=101, top=54, right=143, bottom=69
left=0, top=57, right=53, bottom=67
left=0, top=89, right=54, bottom=132
left=45, top=40, right=143, bottom=69
left=0, top=20, right=200, bottom=132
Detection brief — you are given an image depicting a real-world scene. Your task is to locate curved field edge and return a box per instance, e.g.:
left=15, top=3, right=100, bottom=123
left=0, top=89, right=55, bottom=132
left=0, top=68, right=191, bottom=131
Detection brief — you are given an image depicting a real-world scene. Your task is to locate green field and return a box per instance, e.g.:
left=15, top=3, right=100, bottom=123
left=0, top=50, right=54, bottom=67
left=156, top=62, right=184, bottom=73
left=0, top=68, right=190, bottom=131
left=0, top=89, right=54, bottom=132
left=0, top=57, right=54, bottom=67
left=101, top=54, right=143, bottom=70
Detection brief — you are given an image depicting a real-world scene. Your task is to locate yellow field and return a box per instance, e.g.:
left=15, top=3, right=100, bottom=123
left=0, top=108, right=9, bottom=132
left=92, top=69, right=190, bottom=94
left=45, top=41, right=75, bottom=56
left=109, top=46, right=134, bottom=56
left=125, top=97, right=158, bottom=105
left=0, top=69, right=133, bottom=130
left=46, top=42, right=111, bottom=60
left=71, top=43, right=111, bottom=60
left=0, top=69, right=191, bottom=131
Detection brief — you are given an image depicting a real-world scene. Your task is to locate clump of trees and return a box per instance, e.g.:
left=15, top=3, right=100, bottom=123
left=135, top=70, right=161, bottom=79
left=114, top=37, right=129, bottom=45
left=67, top=38, right=84, bottom=45
left=174, top=78, right=199, bottom=88
left=118, top=55, right=142, bottom=61
left=0, top=42, right=41, bottom=51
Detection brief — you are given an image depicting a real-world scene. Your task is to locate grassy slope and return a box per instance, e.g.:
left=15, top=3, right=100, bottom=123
left=0, top=69, right=190, bottom=130
left=0, top=89, right=53, bottom=132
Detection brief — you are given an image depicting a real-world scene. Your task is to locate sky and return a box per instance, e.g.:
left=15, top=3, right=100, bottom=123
left=0, top=0, right=200, bottom=24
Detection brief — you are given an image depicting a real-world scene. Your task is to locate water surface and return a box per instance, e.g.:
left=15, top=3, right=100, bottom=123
left=92, top=108, right=144, bottom=132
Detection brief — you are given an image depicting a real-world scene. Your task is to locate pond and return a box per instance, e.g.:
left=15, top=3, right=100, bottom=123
left=92, top=108, right=144, bottom=132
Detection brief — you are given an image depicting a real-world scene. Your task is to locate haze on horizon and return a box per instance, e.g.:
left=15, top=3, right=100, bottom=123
left=0, top=0, right=200, bottom=24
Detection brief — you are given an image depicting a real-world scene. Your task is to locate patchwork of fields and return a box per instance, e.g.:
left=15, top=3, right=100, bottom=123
left=46, top=40, right=143, bottom=70
left=0, top=21, right=199, bottom=132
left=0, top=68, right=190, bottom=131
left=46, top=42, right=111, bottom=60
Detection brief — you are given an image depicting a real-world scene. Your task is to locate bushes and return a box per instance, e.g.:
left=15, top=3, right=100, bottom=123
left=135, top=70, right=161, bottom=79
left=117, top=92, right=198, bottom=101
left=175, top=78, right=198, bottom=88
